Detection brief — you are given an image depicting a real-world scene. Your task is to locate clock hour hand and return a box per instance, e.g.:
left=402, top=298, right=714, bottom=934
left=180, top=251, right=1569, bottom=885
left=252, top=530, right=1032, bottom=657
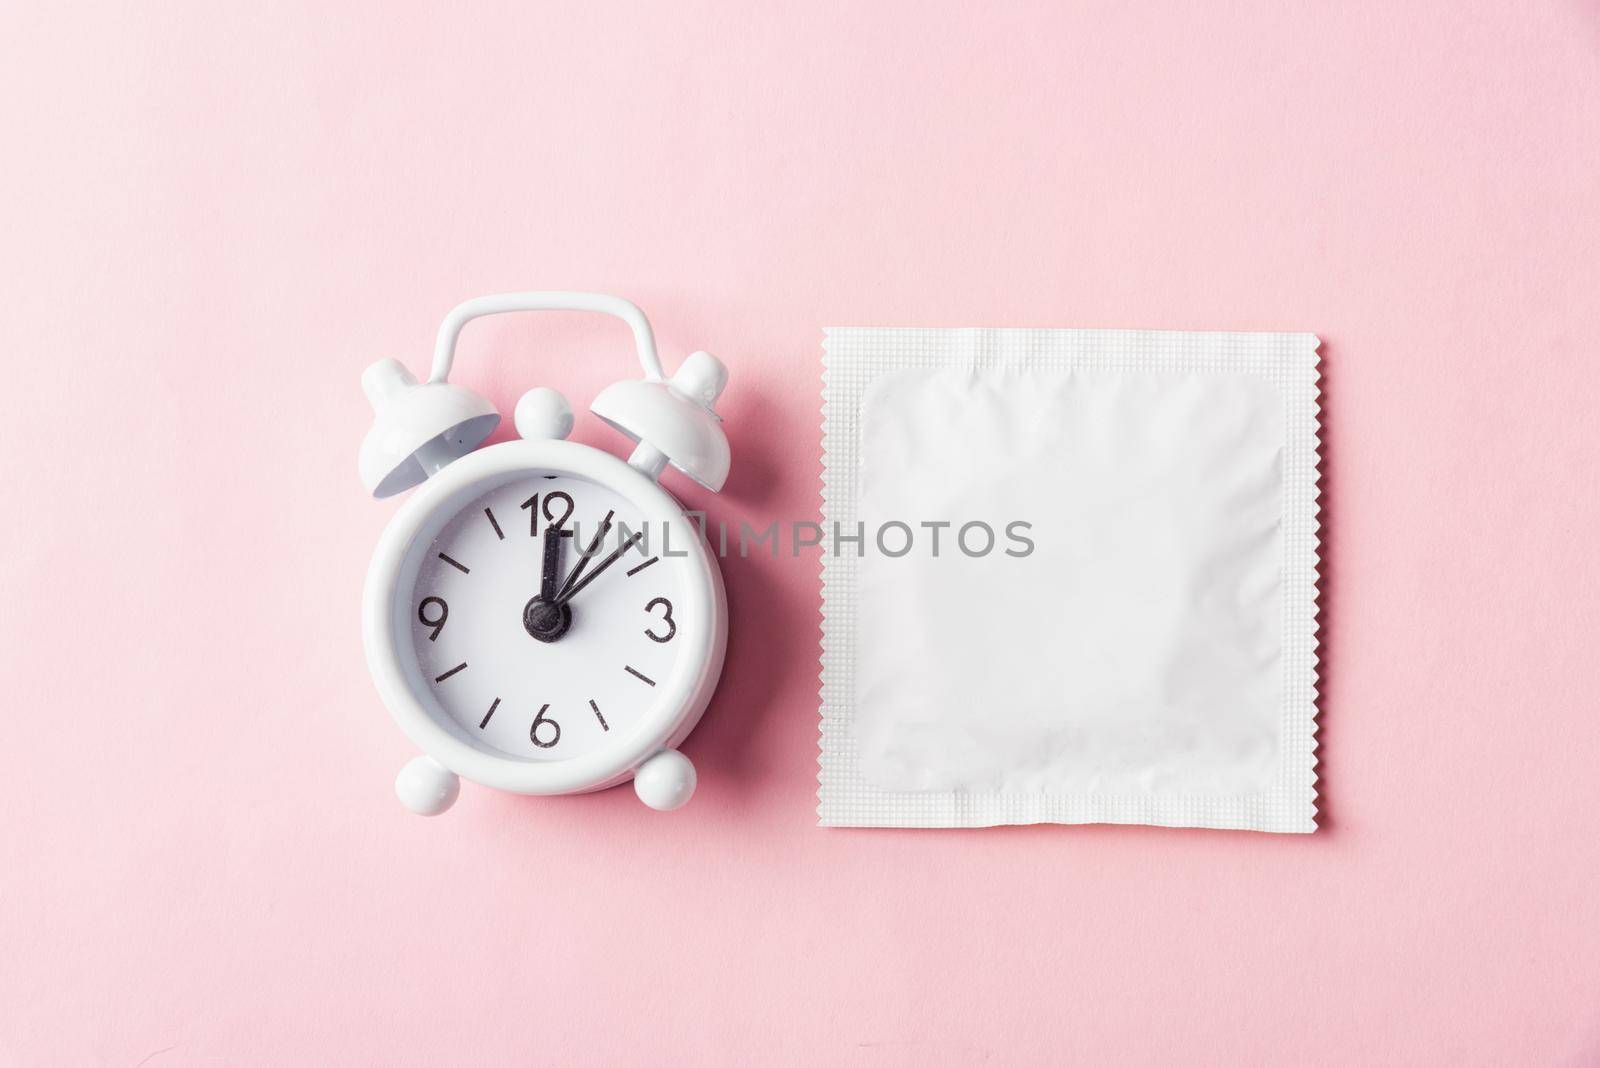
left=540, top=524, right=564, bottom=603
left=554, top=530, right=644, bottom=606
left=556, top=510, right=614, bottom=601
left=524, top=525, right=574, bottom=644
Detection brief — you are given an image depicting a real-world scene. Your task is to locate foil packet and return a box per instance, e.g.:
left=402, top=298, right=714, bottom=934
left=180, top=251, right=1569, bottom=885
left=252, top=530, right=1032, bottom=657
left=818, top=328, right=1321, bottom=832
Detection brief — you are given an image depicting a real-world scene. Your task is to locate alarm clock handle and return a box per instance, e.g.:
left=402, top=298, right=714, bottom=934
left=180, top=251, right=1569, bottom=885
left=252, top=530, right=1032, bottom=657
left=428, top=292, right=665, bottom=384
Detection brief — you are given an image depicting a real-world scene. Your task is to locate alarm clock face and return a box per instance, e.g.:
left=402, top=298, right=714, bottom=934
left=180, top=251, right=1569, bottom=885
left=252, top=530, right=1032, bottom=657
left=401, top=470, right=693, bottom=763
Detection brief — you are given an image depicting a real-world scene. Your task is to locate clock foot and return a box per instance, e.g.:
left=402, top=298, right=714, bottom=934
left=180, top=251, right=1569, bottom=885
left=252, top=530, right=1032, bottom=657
left=633, top=749, right=696, bottom=811
left=396, top=756, right=460, bottom=816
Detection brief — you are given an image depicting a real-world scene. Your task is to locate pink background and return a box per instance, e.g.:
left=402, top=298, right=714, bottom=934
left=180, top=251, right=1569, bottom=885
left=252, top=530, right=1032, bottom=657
left=3, top=2, right=1598, bottom=1064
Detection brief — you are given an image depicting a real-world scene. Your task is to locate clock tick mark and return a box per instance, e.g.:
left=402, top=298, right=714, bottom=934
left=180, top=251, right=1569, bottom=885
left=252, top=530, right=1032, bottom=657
left=479, top=697, right=501, bottom=729
left=589, top=699, right=609, bottom=732
left=623, top=665, right=656, bottom=687
left=626, top=556, right=659, bottom=577
left=438, top=553, right=470, bottom=574
left=434, top=662, right=468, bottom=683
left=484, top=508, right=504, bottom=540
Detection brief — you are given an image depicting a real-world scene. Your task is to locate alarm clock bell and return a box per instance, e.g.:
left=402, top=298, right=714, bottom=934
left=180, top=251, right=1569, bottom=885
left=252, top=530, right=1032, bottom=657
left=592, top=349, right=730, bottom=491
left=358, top=359, right=499, bottom=498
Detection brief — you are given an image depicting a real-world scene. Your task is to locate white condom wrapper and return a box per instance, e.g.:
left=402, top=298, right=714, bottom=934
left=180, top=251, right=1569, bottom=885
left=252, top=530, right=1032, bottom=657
left=818, top=329, right=1321, bottom=832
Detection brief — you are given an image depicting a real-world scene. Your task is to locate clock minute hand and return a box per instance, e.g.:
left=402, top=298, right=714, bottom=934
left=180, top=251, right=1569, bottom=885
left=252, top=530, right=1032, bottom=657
left=556, top=510, right=614, bottom=601
left=554, top=531, right=644, bottom=606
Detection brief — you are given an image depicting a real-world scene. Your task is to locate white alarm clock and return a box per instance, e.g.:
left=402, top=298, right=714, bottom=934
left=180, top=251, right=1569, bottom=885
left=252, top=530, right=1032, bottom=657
left=359, top=292, right=729, bottom=816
